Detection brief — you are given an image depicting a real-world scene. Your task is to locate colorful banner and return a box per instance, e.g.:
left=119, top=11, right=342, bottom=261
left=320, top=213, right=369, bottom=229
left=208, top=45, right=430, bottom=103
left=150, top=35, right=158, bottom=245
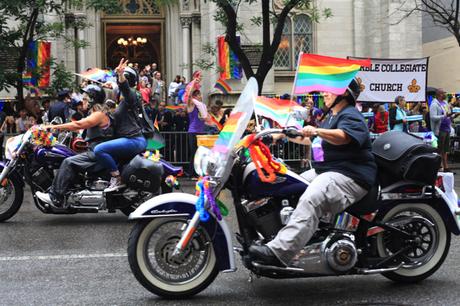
left=23, top=41, right=51, bottom=89
left=294, top=53, right=371, bottom=96
left=350, top=57, right=428, bottom=102
left=217, top=36, right=242, bottom=80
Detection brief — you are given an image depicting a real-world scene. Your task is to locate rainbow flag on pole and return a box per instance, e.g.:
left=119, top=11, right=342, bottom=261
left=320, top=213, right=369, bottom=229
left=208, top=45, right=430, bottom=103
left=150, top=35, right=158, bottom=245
left=217, top=36, right=242, bottom=80
left=213, top=112, right=244, bottom=154
left=293, top=53, right=371, bottom=95
left=214, top=79, right=231, bottom=95
left=254, top=96, right=304, bottom=128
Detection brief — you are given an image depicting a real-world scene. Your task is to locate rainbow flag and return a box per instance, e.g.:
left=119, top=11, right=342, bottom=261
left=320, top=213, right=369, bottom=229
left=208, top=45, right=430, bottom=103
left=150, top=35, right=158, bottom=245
left=294, top=53, right=371, bottom=95
left=213, top=112, right=244, bottom=154
left=79, top=68, right=115, bottom=83
left=23, top=41, right=51, bottom=88
left=214, top=79, right=231, bottom=95
left=254, top=96, right=304, bottom=128
left=165, top=104, right=186, bottom=111
left=217, top=36, right=242, bottom=80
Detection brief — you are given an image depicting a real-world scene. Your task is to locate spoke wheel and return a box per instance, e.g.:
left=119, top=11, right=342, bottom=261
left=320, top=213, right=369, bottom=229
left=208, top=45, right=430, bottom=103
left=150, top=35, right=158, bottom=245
left=0, top=177, right=23, bottom=222
left=376, top=203, right=450, bottom=283
left=128, top=218, right=218, bottom=298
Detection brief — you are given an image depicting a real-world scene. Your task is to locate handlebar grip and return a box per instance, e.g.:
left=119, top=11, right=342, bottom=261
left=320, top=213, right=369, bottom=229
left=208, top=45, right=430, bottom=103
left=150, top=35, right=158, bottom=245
left=284, top=128, right=304, bottom=139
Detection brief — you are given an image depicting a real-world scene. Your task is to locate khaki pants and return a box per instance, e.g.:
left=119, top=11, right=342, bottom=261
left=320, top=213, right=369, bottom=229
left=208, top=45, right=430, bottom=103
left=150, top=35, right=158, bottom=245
left=267, top=169, right=367, bottom=265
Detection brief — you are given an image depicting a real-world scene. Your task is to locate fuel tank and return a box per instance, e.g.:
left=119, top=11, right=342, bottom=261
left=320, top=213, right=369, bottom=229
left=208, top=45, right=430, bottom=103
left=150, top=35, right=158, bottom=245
left=242, top=162, right=308, bottom=199
left=35, top=144, right=76, bottom=168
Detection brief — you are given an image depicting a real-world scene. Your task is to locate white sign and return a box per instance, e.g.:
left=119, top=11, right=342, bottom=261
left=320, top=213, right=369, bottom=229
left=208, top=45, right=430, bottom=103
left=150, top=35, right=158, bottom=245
left=351, top=58, right=428, bottom=102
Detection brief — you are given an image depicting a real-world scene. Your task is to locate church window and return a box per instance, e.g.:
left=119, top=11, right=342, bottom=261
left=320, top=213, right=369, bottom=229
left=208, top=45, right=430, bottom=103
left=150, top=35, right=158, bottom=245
left=275, top=14, right=313, bottom=70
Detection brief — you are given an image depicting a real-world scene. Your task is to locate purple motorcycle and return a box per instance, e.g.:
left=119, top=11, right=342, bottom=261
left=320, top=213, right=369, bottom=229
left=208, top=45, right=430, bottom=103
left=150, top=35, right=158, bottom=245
left=0, top=127, right=182, bottom=221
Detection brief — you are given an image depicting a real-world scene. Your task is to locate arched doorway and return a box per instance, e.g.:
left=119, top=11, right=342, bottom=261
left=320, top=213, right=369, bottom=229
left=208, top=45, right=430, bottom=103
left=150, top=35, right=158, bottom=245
left=102, top=0, right=165, bottom=71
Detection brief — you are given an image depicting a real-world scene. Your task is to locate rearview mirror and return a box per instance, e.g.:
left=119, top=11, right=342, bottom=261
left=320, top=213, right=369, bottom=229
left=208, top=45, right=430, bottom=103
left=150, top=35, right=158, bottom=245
left=51, top=117, right=63, bottom=125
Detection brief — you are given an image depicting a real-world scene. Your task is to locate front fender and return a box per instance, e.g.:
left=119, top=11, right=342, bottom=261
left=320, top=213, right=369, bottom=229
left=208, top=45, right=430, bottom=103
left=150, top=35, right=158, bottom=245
left=129, top=193, right=236, bottom=272
left=0, top=161, right=24, bottom=188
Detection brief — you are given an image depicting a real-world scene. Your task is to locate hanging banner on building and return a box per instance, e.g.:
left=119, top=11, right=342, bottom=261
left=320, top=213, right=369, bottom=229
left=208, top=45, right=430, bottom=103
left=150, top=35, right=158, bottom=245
left=217, top=36, right=242, bottom=80
left=349, top=57, right=428, bottom=102
left=23, top=41, right=51, bottom=89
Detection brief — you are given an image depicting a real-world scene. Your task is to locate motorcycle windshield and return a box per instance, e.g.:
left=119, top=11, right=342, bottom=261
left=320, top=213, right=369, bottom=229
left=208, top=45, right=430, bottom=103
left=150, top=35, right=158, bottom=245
left=211, top=77, right=257, bottom=177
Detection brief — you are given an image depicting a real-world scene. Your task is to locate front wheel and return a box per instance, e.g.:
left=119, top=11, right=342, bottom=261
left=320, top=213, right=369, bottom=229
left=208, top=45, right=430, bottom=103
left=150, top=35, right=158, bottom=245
left=127, top=217, right=218, bottom=298
left=0, top=176, right=23, bottom=222
left=376, top=203, right=450, bottom=283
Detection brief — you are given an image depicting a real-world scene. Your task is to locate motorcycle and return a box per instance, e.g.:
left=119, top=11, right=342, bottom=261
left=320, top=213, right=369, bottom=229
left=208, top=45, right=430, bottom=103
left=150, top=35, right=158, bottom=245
left=0, top=125, right=183, bottom=221
left=127, top=78, right=460, bottom=298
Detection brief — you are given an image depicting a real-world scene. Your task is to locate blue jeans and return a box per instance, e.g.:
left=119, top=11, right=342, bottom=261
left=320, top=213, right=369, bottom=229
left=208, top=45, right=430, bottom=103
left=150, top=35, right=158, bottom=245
left=94, top=136, right=147, bottom=172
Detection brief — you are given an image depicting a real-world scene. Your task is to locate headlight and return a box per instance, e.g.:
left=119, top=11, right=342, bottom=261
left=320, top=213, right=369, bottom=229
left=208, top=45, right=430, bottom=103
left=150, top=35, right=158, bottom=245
left=194, top=146, right=214, bottom=177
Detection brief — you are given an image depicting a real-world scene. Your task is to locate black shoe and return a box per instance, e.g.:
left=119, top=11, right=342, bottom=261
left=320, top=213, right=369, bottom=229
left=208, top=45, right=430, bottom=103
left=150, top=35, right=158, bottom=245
left=249, top=245, right=285, bottom=267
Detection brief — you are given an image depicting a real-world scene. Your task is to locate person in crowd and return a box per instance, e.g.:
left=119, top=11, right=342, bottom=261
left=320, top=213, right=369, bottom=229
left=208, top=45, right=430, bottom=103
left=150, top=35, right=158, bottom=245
left=304, top=97, right=323, bottom=127
left=389, top=96, right=408, bottom=131
left=133, top=63, right=139, bottom=72
left=36, top=85, right=113, bottom=208
left=168, top=75, right=181, bottom=105
left=373, top=104, right=389, bottom=134
left=219, top=108, right=232, bottom=126
left=139, top=79, right=152, bottom=104
left=187, top=89, right=208, bottom=177
left=16, top=109, right=31, bottom=133
left=4, top=116, right=16, bottom=134
left=249, top=79, right=376, bottom=267
left=93, top=59, right=147, bottom=191
left=173, top=106, right=189, bottom=163
left=430, top=89, right=459, bottom=172
left=48, top=89, right=71, bottom=123
left=156, top=101, right=173, bottom=131
left=174, top=76, right=187, bottom=104
left=145, top=98, right=158, bottom=122
left=150, top=63, right=158, bottom=76
left=40, top=99, right=51, bottom=123
left=70, top=93, right=88, bottom=121
left=151, top=71, right=165, bottom=102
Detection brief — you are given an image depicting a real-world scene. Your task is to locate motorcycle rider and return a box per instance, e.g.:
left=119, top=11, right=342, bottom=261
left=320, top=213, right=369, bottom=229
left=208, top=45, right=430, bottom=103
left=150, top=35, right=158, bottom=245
left=36, top=85, right=113, bottom=208
left=93, top=58, right=147, bottom=192
left=249, top=79, right=377, bottom=266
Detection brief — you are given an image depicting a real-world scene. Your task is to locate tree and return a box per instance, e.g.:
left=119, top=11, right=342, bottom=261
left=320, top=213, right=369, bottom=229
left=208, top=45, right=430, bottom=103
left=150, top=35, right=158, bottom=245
left=212, top=0, right=331, bottom=93
left=396, top=0, right=460, bottom=46
left=0, top=0, right=120, bottom=108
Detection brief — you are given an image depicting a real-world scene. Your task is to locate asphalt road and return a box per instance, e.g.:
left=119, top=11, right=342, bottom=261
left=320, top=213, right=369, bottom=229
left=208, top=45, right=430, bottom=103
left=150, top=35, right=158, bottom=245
left=1, top=179, right=460, bottom=306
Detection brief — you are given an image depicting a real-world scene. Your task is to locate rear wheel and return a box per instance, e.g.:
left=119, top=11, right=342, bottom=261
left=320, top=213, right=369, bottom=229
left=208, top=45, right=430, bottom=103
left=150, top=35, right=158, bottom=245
left=127, top=218, right=218, bottom=298
left=376, top=203, right=450, bottom=283
left=0, top=176, right=24, bottom=222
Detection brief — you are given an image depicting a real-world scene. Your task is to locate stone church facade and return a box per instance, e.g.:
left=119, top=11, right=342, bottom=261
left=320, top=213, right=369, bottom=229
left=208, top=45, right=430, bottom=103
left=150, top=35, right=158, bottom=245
left=44, top=0, right=422, bottom=102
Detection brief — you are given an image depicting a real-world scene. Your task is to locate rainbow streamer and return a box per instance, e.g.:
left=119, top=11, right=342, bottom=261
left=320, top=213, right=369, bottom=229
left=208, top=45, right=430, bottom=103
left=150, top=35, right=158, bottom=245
left=214, top=79, right=232, bottom=95
left=23, top=41, right=51, bottom=89
left=294, top=54, right=371, bottom=95
left=217, top=36, right=242, bottom=80
left=254, top=96, right=304, bottom=128
left=212, top=112, right=244, bottom=154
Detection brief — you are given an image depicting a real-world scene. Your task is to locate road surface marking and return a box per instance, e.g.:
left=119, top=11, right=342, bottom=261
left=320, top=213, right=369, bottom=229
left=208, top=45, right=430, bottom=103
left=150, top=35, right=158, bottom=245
left=0, top=253, right=127, bottom=261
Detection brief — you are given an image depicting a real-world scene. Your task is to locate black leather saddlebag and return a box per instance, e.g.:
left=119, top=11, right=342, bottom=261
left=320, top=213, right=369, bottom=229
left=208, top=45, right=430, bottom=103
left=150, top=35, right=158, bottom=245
left=121, top=155, right=163, bottom=192
left=372, top=131, right=441, bottom=187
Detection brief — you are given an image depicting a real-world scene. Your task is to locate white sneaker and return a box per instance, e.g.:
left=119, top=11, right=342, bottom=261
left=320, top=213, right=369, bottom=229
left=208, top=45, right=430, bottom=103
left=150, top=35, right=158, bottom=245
left=36, top=191, right=52, bottom=204
left=104, top=176, right=126, bottom=192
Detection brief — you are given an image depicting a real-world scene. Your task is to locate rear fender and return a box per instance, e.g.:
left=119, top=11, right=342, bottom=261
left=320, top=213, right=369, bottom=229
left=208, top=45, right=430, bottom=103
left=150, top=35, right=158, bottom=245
left=0, top=161, right=24, bottom=188
left=379, top=190, right=460, bottom=235
left=129, top=192, right=236, bottom=272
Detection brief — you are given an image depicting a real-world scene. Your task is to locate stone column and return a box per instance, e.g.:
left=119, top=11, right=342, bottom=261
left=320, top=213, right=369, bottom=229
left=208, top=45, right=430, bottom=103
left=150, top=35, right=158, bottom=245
left=74, top=14, right=86, bottom=74
left=180, top=16, right=192, bottom=81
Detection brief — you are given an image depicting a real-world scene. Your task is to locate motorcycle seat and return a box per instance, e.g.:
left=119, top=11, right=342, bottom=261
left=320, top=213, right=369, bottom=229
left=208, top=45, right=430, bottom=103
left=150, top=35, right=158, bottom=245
left=345, top=183, right=380, bottom=216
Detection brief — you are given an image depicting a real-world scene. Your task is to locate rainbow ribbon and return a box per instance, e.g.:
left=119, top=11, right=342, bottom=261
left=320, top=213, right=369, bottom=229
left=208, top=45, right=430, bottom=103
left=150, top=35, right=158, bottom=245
left=195, top=177, right=222, bottom=222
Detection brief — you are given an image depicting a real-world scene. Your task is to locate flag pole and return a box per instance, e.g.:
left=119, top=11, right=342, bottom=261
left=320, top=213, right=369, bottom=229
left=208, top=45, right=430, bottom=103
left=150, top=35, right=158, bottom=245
left=284, top=51, right=303, bottom=128
left=252, top=94, right=262, bottom=130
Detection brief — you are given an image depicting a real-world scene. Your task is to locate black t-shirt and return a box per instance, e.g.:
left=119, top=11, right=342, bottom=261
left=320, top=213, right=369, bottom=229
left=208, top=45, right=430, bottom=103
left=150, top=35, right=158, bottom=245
left=312, top=105, right=377, bottom=190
